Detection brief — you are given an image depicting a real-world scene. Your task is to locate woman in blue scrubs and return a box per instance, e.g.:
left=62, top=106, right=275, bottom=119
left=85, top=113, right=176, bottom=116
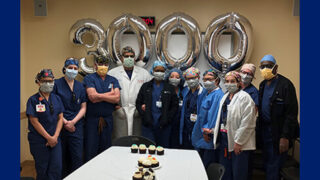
left=52, top=58, right=87, bottom=177
left=83, top=55, right=121, bottom=162
left=191, top=69, right=224, bottom=168
left=179, top=67, right=206, bottom=149
left=213, top=71, right=256, bottom=180
left=26, top=69, right=64, bottom=180
left=136, top=61, right=178, bottom=147
left=165, top=68, right=186, bottom=149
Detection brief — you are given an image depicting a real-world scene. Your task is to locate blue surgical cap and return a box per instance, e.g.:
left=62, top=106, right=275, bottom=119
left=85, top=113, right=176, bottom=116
left=150, top=60, right=167, bottom=74
left=165, top=68, right=185, bottom=87
left=260, top=54, right=276, bottom=64
left=64, top=58, right=79, bottom=67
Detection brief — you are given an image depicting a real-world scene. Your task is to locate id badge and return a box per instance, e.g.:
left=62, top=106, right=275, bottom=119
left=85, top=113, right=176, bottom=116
left=36, top=104, right=46, bottom=112
left=190, top=114, right=197, bottom=122
left=220, top=124, right=227, bottom=133
left=156, top=101, right=162, bottom=108
left=108, top=83, right=113, bottom=89
left=179, top=100, right=183, bottom=107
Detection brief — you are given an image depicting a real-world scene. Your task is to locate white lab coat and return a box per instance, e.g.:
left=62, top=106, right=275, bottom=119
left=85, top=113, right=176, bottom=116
left=108, top=65, right=152, bottom=140
left=213, top=90, right=256, bottom=152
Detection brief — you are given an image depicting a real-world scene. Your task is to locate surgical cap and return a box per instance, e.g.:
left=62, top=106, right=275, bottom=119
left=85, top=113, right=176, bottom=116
left=150, top=60, right=167, bottom=74
left=260, top=54, right=276, bottom=64
left=64, top=58, right=79, bottom=67
left=225, top=71, right=241, bottom=82
left=183, top=67, right=200, bottom=78
left=203, top=69, right=218, bottom=78
left=241, top=63, right=256, bottom=76
left=35, top=69, right=54, bottom=82
left=165, top=68, right=185, bottom=86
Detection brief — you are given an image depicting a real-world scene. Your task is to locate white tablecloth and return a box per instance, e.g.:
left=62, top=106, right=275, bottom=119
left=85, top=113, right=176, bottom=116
left=64, top=146, right=208, bottom=180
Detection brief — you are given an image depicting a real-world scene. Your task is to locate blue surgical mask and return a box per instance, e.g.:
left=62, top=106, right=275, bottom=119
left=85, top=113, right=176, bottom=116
left=65, top=68, right=78, bottom=80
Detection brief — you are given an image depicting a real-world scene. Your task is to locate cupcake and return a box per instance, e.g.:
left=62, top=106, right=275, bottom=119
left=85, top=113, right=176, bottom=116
left=148, top=145, right=156, bottom=154
left=151, top=157, right=159, bottom=168
left=139, top=144, right=147, bottom=154
left=138, top=157, right=146, bottom=166
left=156, top=146, right=164, bottom=155
left=142, top=159, right=152, bottom=168
left=132, top=171, right=143, bottom=180
left=131, top=144, right=139, bottom=153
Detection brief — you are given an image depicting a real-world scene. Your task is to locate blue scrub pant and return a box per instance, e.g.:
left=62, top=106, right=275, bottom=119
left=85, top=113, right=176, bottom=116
left=142, top=125, right=171, bottom=148
left=198, top=148, right=218, bottom=169
left=84, top=116, right=113, bottom=162
left=218, top=132, right=249, bottom=180
left=61, top=120, right=83, bottom=178
left=262, top=125, right=288, bottom=180
left=182, top=130, right=194, bottom=149
left=29, top=141, right=62, bottom=180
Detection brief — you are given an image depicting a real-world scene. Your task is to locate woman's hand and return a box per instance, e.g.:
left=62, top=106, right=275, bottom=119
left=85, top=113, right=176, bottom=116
left=64, top=121, right=76, bottom=132
left=279, top=138, right=289, bottom=154
left=141, top=104, right=146, bottom=111
left=46, top=136, right=58, bottom=148
left=234, top=143, right=242, bottom=155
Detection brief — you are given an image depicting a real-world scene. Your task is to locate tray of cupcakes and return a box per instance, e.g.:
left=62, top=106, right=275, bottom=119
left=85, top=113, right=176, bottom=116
left=137, top=155, right=160, bottom=169
left=132, top=166, right=156, bottom=180
left=131, top=144, right=164, bottom=155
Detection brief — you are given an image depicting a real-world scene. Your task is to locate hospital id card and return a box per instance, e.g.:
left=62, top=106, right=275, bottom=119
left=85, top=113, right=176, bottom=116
left=179, top=100, right=183, bottom=107
left=190, top=114, right=197, bottom=122
left=156, top=101, right=162, bottom=108
left=36, top=104, right=46, bottom=112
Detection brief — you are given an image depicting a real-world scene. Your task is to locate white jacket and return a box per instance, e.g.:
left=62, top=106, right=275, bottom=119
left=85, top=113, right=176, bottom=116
left=108, top=65, right=152, bottom=137
left=213, top=90, right=256, bottom=152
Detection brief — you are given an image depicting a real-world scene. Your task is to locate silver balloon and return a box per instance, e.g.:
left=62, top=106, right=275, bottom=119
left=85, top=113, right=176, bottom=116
left=106, top=14, right=152, bottom=67
left=155, top=12, right=201, bottom=71
left=204, top=12, right=253, bottom=75
left=70, top=18, right=108, bottom=75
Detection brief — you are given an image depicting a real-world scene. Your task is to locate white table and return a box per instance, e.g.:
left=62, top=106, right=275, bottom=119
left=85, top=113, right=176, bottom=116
left=64, top=146, right=208, bottom=180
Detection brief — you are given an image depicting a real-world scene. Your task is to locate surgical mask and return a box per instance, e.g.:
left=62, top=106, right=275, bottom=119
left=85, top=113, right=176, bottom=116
left=225, top=83, right=238, bottom=94
left=240, top=73, right=253, bottom=85
left=203, top=81, right=217, bottom=92
left=186, top=79, right=199, bottom=89
left=153, top=72, right=165, bottom=81
left=123, top=57, right=134, bottom=68
left=65, top=68, right=78, bottom=80
left=260, top=66, right=276, bottom=80
left=40, top=82, right=54, bottom=93
left=97, top=65, right=108, bottom=76
left=169, top=78, right=181, bottom=87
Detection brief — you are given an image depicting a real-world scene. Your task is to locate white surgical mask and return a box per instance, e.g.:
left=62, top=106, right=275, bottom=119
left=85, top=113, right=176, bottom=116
left=186, top=79, right=199, bottom=89
left=240, top=73, right=253, bottom=85
left=40, top=82, right=54, bottom=93
left=169, top=78, right=181, bottom=87
left=153, top=72, right=165, bottom=81
left=203, top=81, right=217, bottom=92
left=224, top=83, right=238, bottom=93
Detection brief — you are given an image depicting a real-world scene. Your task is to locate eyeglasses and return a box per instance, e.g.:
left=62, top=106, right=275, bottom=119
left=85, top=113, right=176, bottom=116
left=72, top=92, right=76, bottom=102
left=39, top=80, right=54, bottom=83
left=259, top=64, right=274, bottom=69
left=49, top=103, right=54, bottom=115
left=123, top=55, right=135, bottom=58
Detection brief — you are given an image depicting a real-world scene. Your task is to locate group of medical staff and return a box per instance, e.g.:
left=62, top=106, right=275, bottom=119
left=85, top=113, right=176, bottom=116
left=26, top=46, right=299, bottom=180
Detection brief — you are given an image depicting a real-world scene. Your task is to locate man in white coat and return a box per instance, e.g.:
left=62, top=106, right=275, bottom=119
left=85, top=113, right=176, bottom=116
left=108, top=46, right=152, bottom=141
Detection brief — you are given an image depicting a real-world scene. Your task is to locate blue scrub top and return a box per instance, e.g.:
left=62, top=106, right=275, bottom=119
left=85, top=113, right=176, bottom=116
left=53, top=77, right=87, bottom=120
left=184, top=89, right=199, bottom=134
left=243, top=84, right=259, bottom=106
left=83, top=73, right=121, bottom=117
left=26, top=92, right=65, bottom=143
left=151, top=81, right=164, bottom=127
left=192, top=88, right=224, bottom=149
left=261, top=78, right=279, bottom=123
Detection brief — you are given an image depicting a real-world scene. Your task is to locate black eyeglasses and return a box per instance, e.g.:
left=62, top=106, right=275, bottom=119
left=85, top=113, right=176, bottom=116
left=49, top=103, right=54, bottom=115
left=123, top=55, right=135, bottom=58
left=259, top=64, right=274, bottom=69
left=72, top=92, right=76, bottom=102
